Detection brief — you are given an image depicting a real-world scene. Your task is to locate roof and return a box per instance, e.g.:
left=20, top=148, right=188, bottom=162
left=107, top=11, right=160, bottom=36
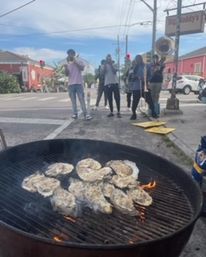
left=0, top=51, right=54, bottom=69
left=180, top=46, right=206, bottom=59
left=0, top=51, right=34, bottom=63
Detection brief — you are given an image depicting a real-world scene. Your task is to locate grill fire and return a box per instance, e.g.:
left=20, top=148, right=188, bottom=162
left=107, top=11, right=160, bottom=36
left=140, top=181, right=157, bottom=190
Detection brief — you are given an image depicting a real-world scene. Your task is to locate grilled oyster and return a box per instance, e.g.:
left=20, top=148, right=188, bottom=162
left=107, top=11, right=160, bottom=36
left=50, top=188, right=78, bottom=216
left=77, top=166, right=112, bottom=182
left=84, top=182, right=113, bottom=214
left=76, top=158, right=102, bottom=170
left=36, top=177, right=60, bottom=197
left=128, top=187, right=153, bottom=206
left=45, top=162, right=74, bottom=177
left=68, top=178, right=86, bottom=202
left=68, top=179, right=112, bottom=214
left=106, top=160, right=133, bottom=177
left=111, top=175, right=138, bottom=189
left=22, top=172, right=45, bottom=192
left=110, top=188, right=137, bottom=216
left=123, top=160, right=139, bottom=179
left=102, top=182, right=115, bottom=198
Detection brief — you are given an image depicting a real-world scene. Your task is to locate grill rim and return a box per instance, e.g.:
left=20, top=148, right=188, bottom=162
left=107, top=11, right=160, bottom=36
left=0, top=138, right=203, bottom=250
left=0, top=218, right=199, bottom=250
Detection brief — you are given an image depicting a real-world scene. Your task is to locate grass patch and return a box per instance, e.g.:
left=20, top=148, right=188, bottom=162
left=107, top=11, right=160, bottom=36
left=162, top=136, right=193, bottom=167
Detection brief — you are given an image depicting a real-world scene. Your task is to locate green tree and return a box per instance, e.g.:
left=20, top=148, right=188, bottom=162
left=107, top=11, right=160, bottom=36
left=84, top=73, right=95, bottom=88
left=0, top=72, right=21, bottom=94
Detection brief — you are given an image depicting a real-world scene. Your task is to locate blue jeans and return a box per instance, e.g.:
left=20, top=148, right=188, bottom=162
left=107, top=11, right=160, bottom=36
left=68, top=84, right=87, bottom=116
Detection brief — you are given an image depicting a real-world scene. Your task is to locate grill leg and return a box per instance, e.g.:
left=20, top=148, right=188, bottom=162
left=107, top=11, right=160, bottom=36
left=0, top=129, right=7, bottom=150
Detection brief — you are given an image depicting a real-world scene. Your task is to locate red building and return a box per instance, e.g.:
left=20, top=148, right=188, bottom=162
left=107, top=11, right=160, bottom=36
left=0, top=51, right=54, bottom=91
left=165, top=46, right=206, bottom=78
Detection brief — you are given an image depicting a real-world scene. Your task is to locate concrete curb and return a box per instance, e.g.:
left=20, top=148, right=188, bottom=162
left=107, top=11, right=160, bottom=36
left=142, top=111, right=195, bottom=161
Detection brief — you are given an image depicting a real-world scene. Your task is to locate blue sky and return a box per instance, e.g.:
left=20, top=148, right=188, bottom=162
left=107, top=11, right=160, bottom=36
left=1, top=0, right=206, bottom=68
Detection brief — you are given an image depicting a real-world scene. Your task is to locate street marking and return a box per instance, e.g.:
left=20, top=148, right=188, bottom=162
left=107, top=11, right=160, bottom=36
left=44, top=119, right=73, bottom=140
left=38, top=97, right=57, bottom=101
left=43, top=110, right=83, bottom=140
left=0, top=97, right=25, bottom=101
left=19, top=97, right=38, bottom=101
left=58, top=98, right=70, bottom=102
left=0, top=117, right=64, bottom=125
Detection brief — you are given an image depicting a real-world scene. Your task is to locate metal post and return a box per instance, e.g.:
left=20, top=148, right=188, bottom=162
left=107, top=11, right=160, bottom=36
left=125, top=34, right=128, bottom=56
left=140, top=0, right=157, bottom=59
left=151, top=0, right=157, bottom=57
left=166, top=0, right=182, bottom=111
left=117, top=35, right=121, bottom=86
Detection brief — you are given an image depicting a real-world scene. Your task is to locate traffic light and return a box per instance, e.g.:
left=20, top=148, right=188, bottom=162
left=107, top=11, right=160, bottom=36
left=39, top=60, right=45, bottom=68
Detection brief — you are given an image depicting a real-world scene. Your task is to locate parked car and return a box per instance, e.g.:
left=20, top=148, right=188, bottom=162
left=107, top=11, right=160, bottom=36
left=167, top=75, right=204, bottom=95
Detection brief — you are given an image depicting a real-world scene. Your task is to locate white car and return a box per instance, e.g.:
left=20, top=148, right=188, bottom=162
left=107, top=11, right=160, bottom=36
left=167, top=75, right=204, bottom=95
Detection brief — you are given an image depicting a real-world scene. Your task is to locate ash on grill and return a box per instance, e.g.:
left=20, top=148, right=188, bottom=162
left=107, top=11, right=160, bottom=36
left=21, top=158, right=153, bottom=218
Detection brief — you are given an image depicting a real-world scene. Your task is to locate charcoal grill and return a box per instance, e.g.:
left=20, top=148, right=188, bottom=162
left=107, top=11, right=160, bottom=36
left=0, top=139, right=203, bottom=257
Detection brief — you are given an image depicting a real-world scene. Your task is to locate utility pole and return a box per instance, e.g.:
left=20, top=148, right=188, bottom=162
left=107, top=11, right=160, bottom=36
left=166, top=0, right=182, bottom=111
left=140, top=0, right=157, bottom=57
left=125, top=34, right=128, bottom=56
left=152, top=0, right=157, bottom=57
left=117, top=35, right=121, bottom=86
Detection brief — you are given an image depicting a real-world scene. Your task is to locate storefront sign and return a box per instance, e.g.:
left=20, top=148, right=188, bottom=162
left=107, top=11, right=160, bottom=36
left=165, top=10, right=205, bottom=36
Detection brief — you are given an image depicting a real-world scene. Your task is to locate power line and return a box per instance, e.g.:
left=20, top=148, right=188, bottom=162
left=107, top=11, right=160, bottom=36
left=0, top=0, right=36, bottom=18
left=0, top=22, right=152, bottom=38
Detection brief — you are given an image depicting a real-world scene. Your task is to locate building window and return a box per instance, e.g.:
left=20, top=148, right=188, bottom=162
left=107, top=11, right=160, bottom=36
left=194, top=63, right=202, bottom=73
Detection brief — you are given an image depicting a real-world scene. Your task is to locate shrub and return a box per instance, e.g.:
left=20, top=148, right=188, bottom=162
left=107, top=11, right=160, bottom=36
left=0, top=72, right=21, bottom=94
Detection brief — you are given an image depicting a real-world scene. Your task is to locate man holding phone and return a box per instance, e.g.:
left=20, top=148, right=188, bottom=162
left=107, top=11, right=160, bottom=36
left=64, top=49, right=92, bottom=120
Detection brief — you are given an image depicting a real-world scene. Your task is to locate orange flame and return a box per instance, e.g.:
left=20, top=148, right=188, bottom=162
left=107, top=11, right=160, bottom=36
left=64, top=216, right=76, bottom=223
left=140, top=181, right=156, bottom=190
left=53, top=236, right=63, bottom=242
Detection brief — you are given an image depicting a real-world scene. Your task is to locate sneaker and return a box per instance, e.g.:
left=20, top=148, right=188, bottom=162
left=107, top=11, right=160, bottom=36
left=105, top=105, right=109, bottom=109
left=152, top=113, right=159, bottom=119
left=130, top=113, right=137, bottom=120
left=107, top=112, right=114, bottom=117
left=117, top=112, right=122, bottom=118
left=72, top=114, right=77, bottom=119
left=85, top=114, right=92, bottom=120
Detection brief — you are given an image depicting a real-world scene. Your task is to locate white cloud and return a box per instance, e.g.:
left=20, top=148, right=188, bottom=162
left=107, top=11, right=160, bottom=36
left=0, top=0, right=172, bottom=39
left=1, top=0, right=204, bottom=39
left=1, top=0, right=206, bottom=65
left=13, top=47, right=65, bottom=65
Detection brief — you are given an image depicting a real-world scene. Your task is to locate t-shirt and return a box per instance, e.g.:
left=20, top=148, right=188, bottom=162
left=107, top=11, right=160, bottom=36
left=66, top=60, right=85, bottom=86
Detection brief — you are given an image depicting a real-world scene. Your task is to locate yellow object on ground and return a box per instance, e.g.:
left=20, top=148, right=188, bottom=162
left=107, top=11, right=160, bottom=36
left=145, top=127, right=175, bottom=135
left=132, top=121, right=166, bottom=128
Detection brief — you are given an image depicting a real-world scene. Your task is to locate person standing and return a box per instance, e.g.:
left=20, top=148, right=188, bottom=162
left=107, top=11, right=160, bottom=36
left=64, top=49, right=92, bottom=120
left=103, top=54, right=121, bottom=118
left=94, top=59, right=108, bottom=109
left=129, top=55, right=145, bottom=120
left=123, top=54, right=132, bottom=111
left=147, top=54, right=165, bottom=117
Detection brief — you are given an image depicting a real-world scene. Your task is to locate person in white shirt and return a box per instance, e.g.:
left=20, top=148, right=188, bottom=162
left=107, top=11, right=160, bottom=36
left=64, top=49, right=92, bottom=120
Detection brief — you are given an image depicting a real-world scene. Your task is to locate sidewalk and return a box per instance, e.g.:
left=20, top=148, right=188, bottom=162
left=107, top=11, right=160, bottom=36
left=161, top=103, right=206, bottom=160
left=57, top=99, right=206, bottom=257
